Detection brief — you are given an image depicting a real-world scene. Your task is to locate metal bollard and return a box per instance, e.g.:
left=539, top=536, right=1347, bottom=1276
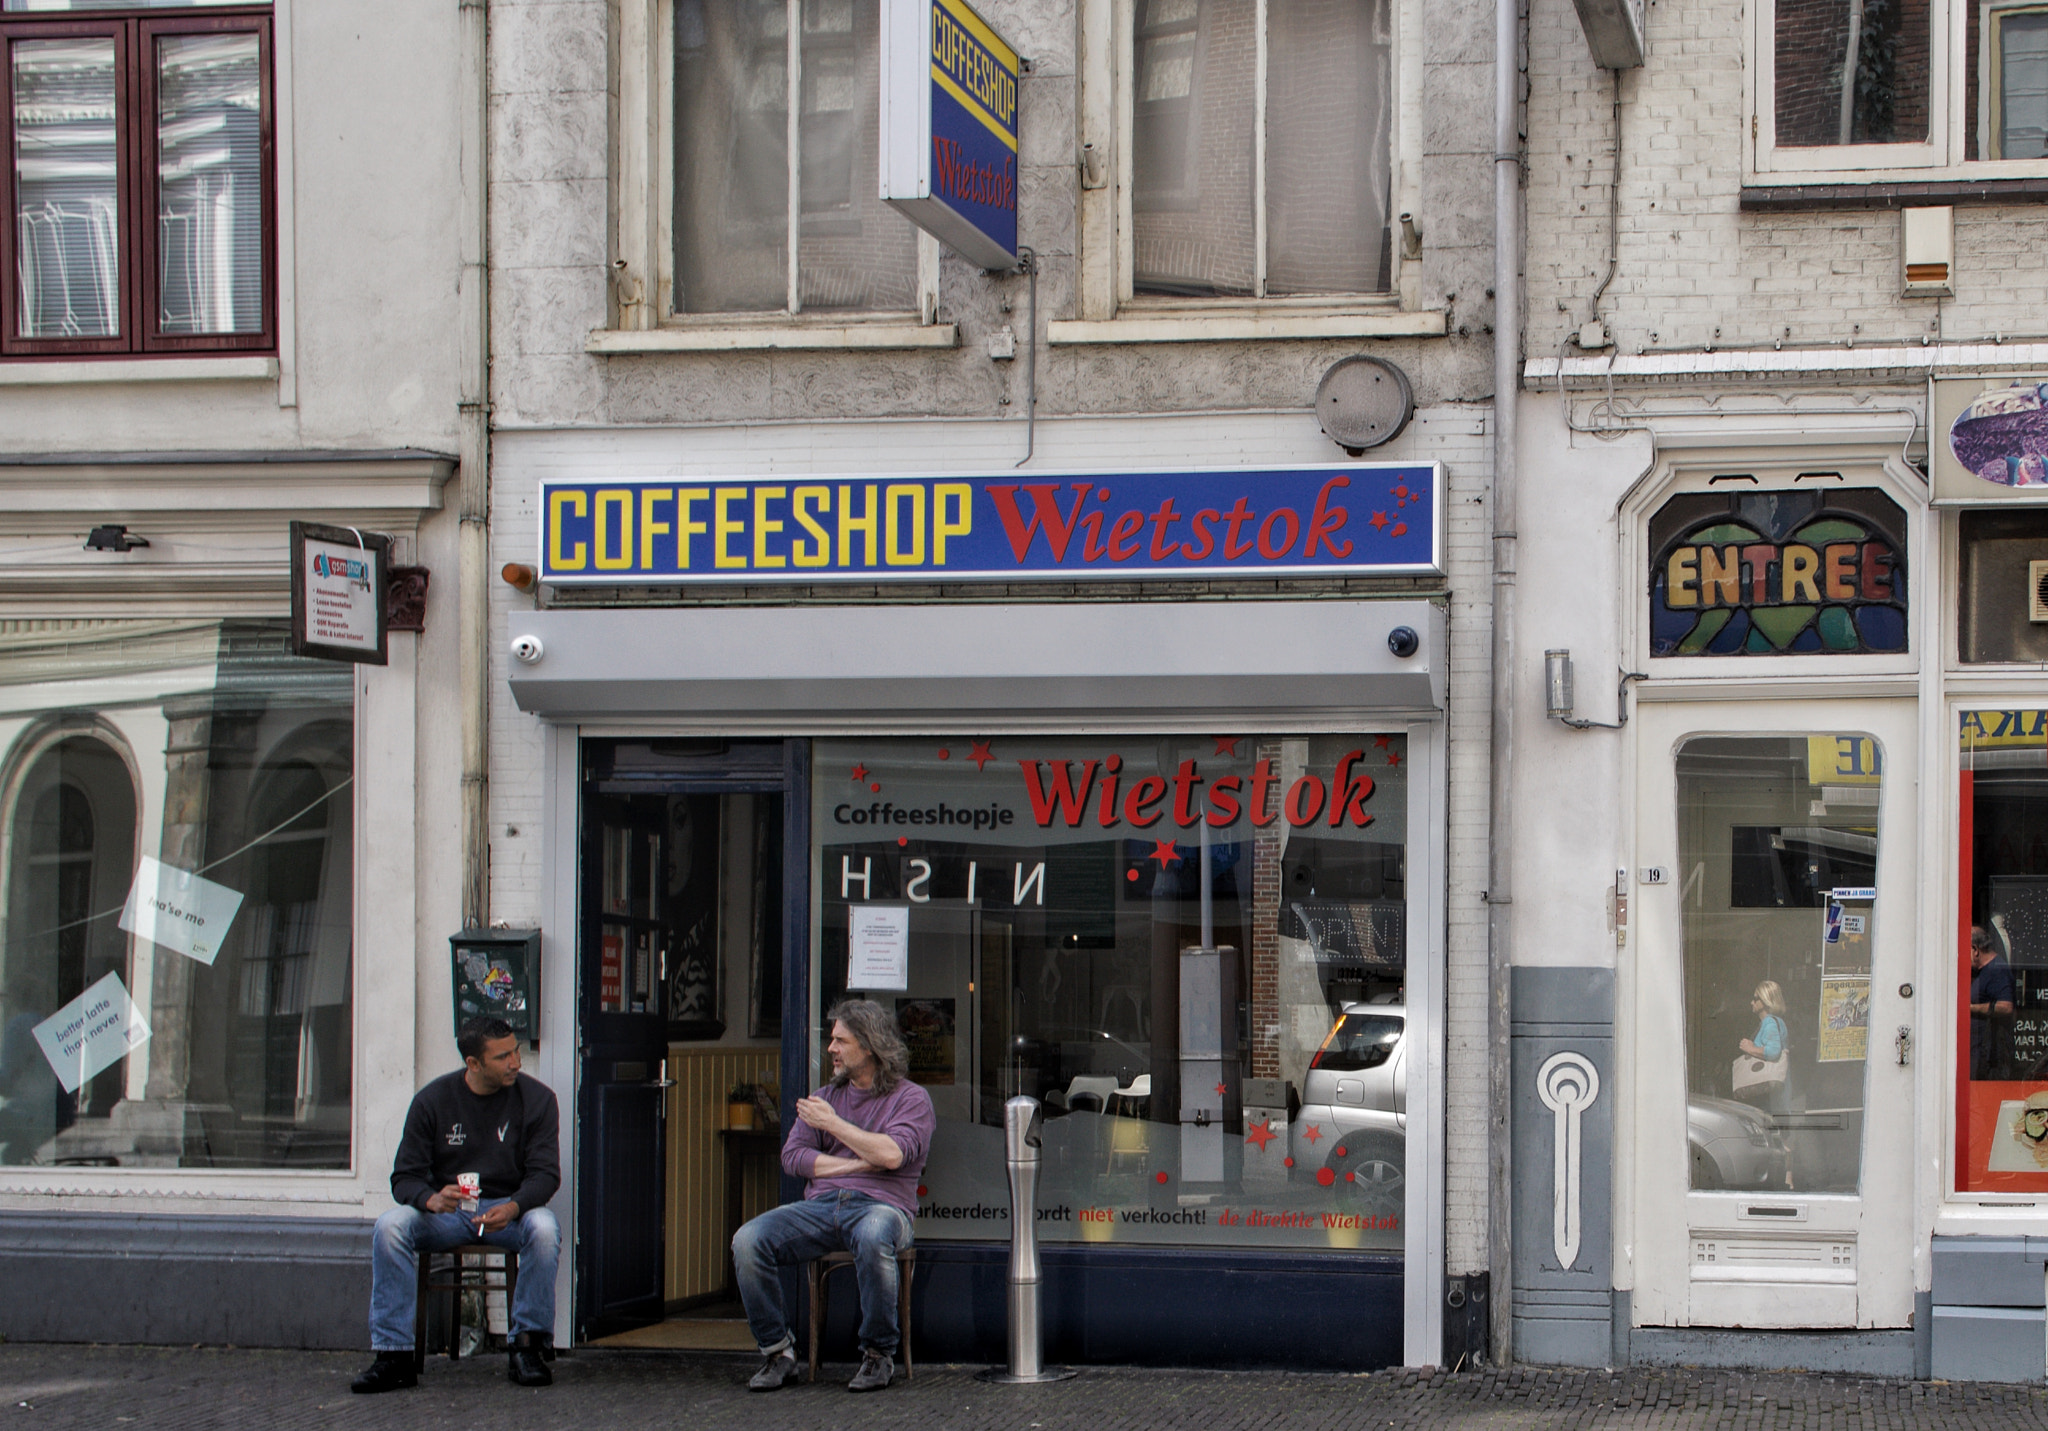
left=977, top=1095, right=1077, bottom=1383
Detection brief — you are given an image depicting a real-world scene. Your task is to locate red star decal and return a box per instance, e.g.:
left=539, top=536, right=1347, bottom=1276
left=1301, top=1123, right=1323, bottom=1144
left=1244, top=1119, right=1277, bottom=1152
left=1212, top=736, right=1242, bottom=757
left=968, top=740, right=994, bottom=771
left=1368, top=511, right=1389, bottom=530
left=1385, top=750, right=1402, bottom=768
left=851, top=764, right=869, bottom=781
left=1148, top=839, right=1181, bottom=868
left=1373, top=734, right=1391, bottom=748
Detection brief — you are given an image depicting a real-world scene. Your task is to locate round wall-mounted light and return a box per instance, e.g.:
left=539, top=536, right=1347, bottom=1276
left=1315, top=355, right=1414, bottom=455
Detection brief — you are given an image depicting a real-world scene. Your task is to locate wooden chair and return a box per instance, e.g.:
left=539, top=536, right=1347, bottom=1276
left=806, top=1246, right=916, bottom=1382
left=414, top=1241, right=517, bottom=1372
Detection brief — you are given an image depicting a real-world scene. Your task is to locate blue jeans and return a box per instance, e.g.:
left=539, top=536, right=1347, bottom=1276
left=732, top=1191, right=913, bottom=1356
left=368, top=1199, right=560, bottom=1352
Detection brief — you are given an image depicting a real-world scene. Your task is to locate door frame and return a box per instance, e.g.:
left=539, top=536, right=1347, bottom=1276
left=533, top=728, right=811, bottom=1345
left=1627, top=697, right=1919, bottom=1330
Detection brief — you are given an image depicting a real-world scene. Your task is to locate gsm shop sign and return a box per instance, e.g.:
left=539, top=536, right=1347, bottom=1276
left=537, top=464, right=1442, bottom=586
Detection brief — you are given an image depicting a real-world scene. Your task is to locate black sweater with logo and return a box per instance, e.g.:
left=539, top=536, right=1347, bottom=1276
left=390, top=1070, right=560, bottom=1214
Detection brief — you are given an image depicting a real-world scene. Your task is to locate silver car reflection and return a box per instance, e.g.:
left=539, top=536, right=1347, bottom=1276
left=1687, top=1093, right=1789, bottom=1189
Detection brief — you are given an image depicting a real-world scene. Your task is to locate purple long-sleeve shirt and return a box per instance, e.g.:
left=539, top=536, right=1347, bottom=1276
left=781, top=1077, right=936, bottom=1217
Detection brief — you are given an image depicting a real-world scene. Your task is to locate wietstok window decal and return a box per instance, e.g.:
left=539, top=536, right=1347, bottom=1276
left=1647, top=487, right=1908, bottom=656
left=537, top=463, right=1442, bottom=584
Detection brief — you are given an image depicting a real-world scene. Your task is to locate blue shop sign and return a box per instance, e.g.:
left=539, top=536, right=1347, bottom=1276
left=879, top=0, right=1019, bottom=270
left=537, top=463, right=1442, bottom=585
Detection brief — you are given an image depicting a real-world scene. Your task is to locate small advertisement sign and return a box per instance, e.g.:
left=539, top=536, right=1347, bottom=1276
left=1933, top=376, right=2048, bottom=502
left=538, top=463, right=1442, bottom=586
left=118, top=855, right=245, bottom=967
left=879, top=0, right=1019, bottom=270
left=32, top=971, right=150, bottom=1094
left=290, top=521, right=390, bottom=665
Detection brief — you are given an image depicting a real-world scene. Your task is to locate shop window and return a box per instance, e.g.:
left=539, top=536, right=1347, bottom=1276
left=813, top=734, right=1411, bottom=1251
left=1958, top=508, right=2048, bottom=662
left=0, top=620, right=351, bottom=1169
left=1, top=1, right=273, bottom=357
left=1676, top=737, right=1878, bottom=1195
left=1647, top=486, right=1908, bottom=657
left=672, top=0, right=919, bottom=315
left=1956, top=709, right=2048, bottom=1191
left=1128, top=0, right=1392, bottom=299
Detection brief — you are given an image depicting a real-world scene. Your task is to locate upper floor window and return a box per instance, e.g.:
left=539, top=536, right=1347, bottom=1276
left=1, top=0, right=271, bottom=357
left=671, top=0, right=919, bottom=317
left=1125, top=0, right=1393, bottom=302
left=1755, top=0, right=2048, bottom=175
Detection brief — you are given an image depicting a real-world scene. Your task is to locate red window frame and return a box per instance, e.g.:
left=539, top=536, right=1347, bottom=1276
left=0, top=6, right=273, bottom=359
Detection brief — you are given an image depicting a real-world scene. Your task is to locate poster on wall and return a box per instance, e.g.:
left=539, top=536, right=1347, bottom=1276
left=848, top=906, right=911, bottom=990
left=1932, top=377, right=2048, bottom=502
left=896, top=998, right=957, bottom=1085
left=1815, top=977, right=1870, bottom=1062
left=289, top=521, right=390, bottom=665
left=666, top=794, right=724, bottom=1040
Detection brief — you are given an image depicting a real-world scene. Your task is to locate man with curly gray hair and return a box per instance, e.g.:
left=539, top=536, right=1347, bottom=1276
left=732, top=998, right=935, bottom=1394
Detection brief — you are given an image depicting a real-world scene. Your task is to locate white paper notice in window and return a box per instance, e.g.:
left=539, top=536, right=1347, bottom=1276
left=847, top=905, right=911, bottom=991
left=119, top=854, right=245, bottom=966
left=32, top=971, right=151, bottom=1094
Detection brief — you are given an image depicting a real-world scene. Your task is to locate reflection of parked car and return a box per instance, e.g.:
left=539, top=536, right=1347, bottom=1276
left=1294, top=1004, right=1407, bottom=1215
left=1688, top=1095, right=1788, bottom=1189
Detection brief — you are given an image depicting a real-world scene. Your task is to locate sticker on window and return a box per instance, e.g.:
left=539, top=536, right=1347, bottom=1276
left=118, top=854, right=245, bottom=966
left=31, top=971, right=150, bottom=1095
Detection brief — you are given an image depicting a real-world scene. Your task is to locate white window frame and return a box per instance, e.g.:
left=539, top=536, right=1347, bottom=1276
left=1057, top=0, right=1440, bottom=345
left=597, top=0, right=951, bottom=355
left=1749, top=0, right=2048, bottom=181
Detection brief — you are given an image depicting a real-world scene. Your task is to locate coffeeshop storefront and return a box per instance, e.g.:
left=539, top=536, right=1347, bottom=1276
left=504, top=459, right=1452, bottom=1370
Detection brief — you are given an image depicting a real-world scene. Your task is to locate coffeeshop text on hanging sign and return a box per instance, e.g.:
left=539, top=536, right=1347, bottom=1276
left=879, top=0, right=1019, bottom=270
left=536, top=463, right=1443, bottom=586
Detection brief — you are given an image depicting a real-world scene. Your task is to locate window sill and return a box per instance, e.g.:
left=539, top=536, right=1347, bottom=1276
left=587, top=324, right=958, bottom=354
left=0, top=355, right=278, bottom=386
left=1739, top=176, right=2048, bottom=211
left=1047, top=309, right=1446, bottom=345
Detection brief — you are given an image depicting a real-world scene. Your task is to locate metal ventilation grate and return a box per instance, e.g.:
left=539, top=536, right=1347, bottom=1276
left=2031, top=559, right=2048, bottom=623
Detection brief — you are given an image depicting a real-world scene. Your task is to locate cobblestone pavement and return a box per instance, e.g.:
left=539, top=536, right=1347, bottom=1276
left=5, top=1344, right=2048, bottom=1431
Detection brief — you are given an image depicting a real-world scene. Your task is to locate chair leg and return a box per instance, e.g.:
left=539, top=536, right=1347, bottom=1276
left=448, top=1253, right=463, bottom=1362
left=807, top=1262, right=826, bottom=1384
left=413, top=1254, right=429, bottom=1375
left=898, top=1253, right=914, bottom=1381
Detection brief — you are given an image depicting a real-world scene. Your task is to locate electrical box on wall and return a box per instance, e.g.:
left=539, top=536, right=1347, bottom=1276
left=451, top=929, right=542, bottom=1045
left=1570, top=0, right=1644, bottom=68
left=1902, top=207, right=1954, bottom=297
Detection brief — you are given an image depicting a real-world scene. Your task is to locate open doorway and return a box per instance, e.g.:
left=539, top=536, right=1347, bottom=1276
left=576, top=740, right=795, bottom=1348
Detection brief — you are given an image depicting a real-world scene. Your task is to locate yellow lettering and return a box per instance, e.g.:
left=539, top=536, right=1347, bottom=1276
left=639, top=488, right=672, bottom=570
left=934, top=483, right=971, bottom=565
left=839, top=484, right=879, bottom=567
left=753, top=486, right=787, bottom=569
left=548, top=490, right=587, bottom=570
left=715, top=487, right=748, bottom=569
left=1698, top=545, right=1741, bottom=607
left=593, top=489, right=633, bottom=570
left=792, top=486, right=831, bottom=567
left=885, top=484, right=926, bottom=566
left=1666, top=547, right=1699, bottom=607
left=676, top=488, right=709, bottom=569
left=1781, top=544, right=1820, bottom=603
left=1823, top=542, right=1857, bottom=601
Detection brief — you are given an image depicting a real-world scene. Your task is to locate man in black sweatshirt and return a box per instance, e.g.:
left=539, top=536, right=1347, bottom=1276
left=351, top=1016, right=561, bottom=1394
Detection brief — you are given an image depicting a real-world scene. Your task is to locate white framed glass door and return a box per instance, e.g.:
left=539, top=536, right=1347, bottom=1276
left=1630, top=700, right=1916, bottom=1330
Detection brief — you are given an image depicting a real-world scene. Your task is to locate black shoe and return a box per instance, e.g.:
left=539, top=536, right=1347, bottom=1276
left=508, top=1336, right=553, bottom=1388
left=350, top=1353, right=417, bottom=1395
left=748, top=1347, right=798, bottom=1392
left=847, top=1350, right=894, bottom=1392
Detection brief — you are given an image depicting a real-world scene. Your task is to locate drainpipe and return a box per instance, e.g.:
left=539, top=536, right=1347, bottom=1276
left=457, top=0, right=491, bottom=930
left=1487, top=0, right=1523, bottom=1369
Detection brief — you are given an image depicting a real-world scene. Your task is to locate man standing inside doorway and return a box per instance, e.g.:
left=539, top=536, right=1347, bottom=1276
left=733, top=999, right=935, bottom=1393
left=1971, top=923, right=2018, bottom=1081
left=353, top=1016, right=561, bottom=1393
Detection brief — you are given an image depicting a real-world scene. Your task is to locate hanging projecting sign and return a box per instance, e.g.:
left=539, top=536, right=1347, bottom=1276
left=537, top=462, right=1442, bottom=585
left=291, top=521, right=390, bottom=665
left=1647, top=487, right=1908, bottom=656
left=1932, top=377, right=2048, bottom=502
left=879, top=0, right=1019, bottom=270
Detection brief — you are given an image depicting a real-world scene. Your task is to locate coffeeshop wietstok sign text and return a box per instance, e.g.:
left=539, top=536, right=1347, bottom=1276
left=536, top=463, right=1442, bottom=585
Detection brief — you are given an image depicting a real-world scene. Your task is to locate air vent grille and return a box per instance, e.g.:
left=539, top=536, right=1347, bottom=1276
left=2030, top=559, right=2048, bottom=623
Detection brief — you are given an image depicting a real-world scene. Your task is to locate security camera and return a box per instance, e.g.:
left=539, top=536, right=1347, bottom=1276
left=510, top=634, right=544, bottom=664
left=1386, top=626, right=1420, bottom=659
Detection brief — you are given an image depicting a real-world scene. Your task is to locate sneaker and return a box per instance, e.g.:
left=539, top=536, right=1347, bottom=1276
left=508, top=1336, right=553, bottom=1388
left=748, top=1347, right=798, bottom=1392
left=350, top=1353, right=418, bottom=1395
left=847, top=1350, right=894, bottom=1392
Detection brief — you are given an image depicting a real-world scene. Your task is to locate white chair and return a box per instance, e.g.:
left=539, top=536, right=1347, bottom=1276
left=1059, top=1074, right=1120, bottom=1113
left=1109, top=1073, right=1152, bottom=1118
